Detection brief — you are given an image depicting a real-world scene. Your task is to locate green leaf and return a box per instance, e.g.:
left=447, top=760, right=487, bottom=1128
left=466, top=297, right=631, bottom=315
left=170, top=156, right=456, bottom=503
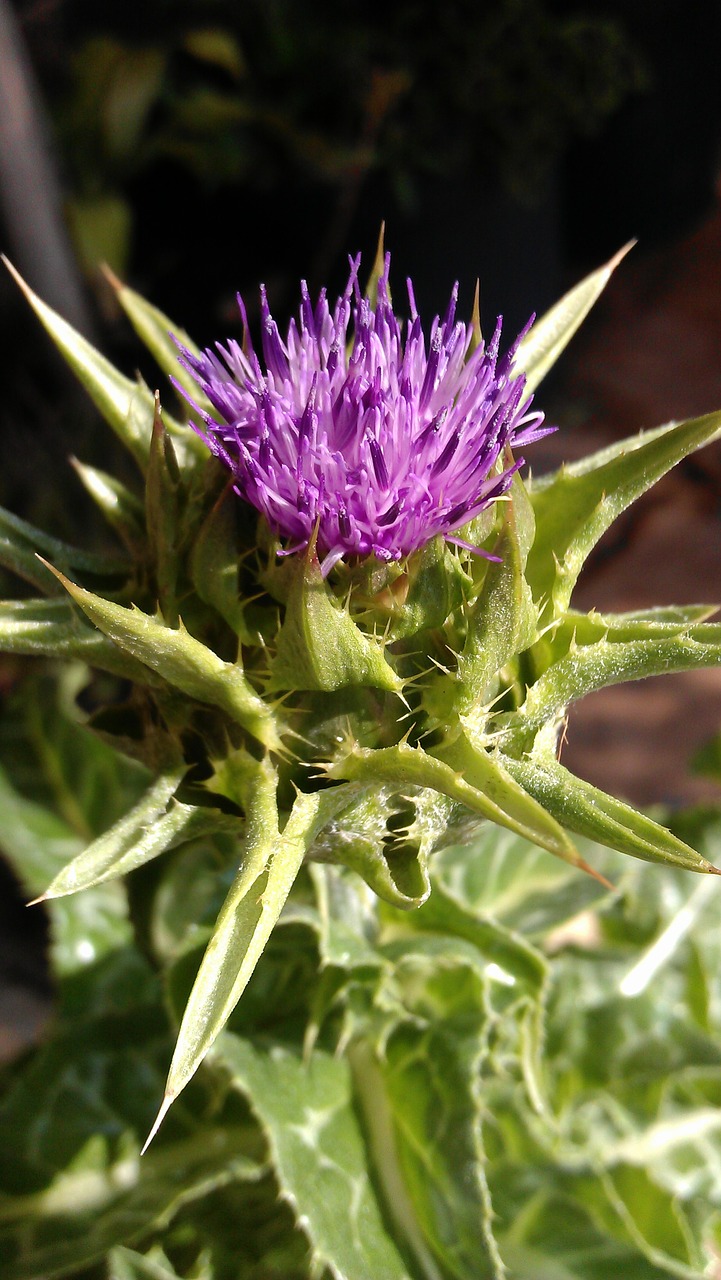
left=306, top=863, right=385, bottom=970
left=99, top=45, right=166, bottom=160
left=0, top=1007, right=262, bottom=1280
left=108, top=1246, right=189, bottom=1280
left=0, top=598, right=162, bottom=682
left=109, top=1242, right=220, bottom=1280
left=0, top=761, right=138, bottom=982
left=352, top=982, right=504, bottom=1279
left=154, top=773, right=351, bottom=1121
left=145, top=837, right=238, bottom=968
left=482, top=834, right=721, bottom=1275
left=66, top=193, right=132, bottom=279
left=218, top=1035, right=412, bottom=1280
left=515, top=243, right=633, bottom=395
left=502, top=752, right=720, bottom=873
left=527, top=411, right=721, bottom=615
left=47, top=568, right=281, bottom=751
left=504, top=625, right=721, bottom=751
left=175, top=1174, right=315, bottom=1279
left=183, top=27, right=245, bottom=78
left=380, top=878, right=548, bottom=997
left=691, top=731, right=721, bottom=782
left=532, top=604, right=721, bottom=677
left=433, top=826, right=613, bottom=937
left=0, top=759, right=83, bottom=896
left=0, top=504, right=128, bottom=592
left=492, top=1180, right=696, bottom=1280
left=0, top=668, right=150, bottom=843
left=268, top=547, right=404, bottom=695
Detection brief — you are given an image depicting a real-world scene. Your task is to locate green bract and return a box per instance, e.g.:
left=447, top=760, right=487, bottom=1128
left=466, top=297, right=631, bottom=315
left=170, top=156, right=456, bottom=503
left=2, top=252, right=721, bottom=1137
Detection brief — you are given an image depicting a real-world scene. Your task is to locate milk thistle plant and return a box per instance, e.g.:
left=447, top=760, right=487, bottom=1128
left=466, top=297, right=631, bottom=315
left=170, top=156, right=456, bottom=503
left=3, top=241, right=721, bottom=1279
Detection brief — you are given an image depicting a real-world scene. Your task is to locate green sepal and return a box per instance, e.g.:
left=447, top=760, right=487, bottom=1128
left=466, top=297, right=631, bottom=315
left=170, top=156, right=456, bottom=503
left=71, top=459, right=146, bottom=550
left=327, top=740, right=589, bottom=869
left=152, top=767, right=353, bottom=1122
left=189, top=487, right=253, bottom=643
left=593, top=602, right=719, bottom=626
left=454, top=501, right=499, bottom=566
left=206, top=744, right=266, bottom=809
left=434, top=729, right=580, bottom=866
left=502, top=750, right=721, bottom=874
left=343, top=231, right=390, bottom=364
left=0, top=504, right=128, bottom=593
left=254, top=525, right=296, bottom=605
left=457, top=475, right=536, bottom=711
left=468, top=279, right=482, bottom=355
left=145, top=397, right=181, bottom=623
left=515, top=243, right=633, bottom=395
left=46, top=566, right=282, bottom=751
left=423, top=477, right=536, bottom=725
left=107, top=267, right=210, bottom=414
left=340, top=837, right=431, bottom=909
left=5, top=259, right=198, bottom=472
left=363, top=222, right=388, bottom=308
left=364, top=536, right=469, bottom=642
left=268, top=545, right=404, bottom=695
left=527, top=410, right=721, bottom=616
left=6, top=260, right=158, bottom=468
left=503, top=624, right=721, bottom=753
left=0, top=597, right=162, bottom=682
left=34, top=753, right=244, bottom=898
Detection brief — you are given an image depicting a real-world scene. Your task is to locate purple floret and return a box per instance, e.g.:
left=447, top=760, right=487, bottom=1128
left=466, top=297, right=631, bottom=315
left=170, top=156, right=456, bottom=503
left=177, top=253, right=552, bottom=575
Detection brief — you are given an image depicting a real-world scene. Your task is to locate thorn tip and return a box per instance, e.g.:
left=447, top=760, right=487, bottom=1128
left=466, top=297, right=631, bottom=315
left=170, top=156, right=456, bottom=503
left=142, top=1092, right=175, bottom=1154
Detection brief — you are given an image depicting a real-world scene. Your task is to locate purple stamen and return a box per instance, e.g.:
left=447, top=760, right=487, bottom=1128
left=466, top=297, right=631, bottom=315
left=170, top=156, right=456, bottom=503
left=176, top=254, right=552, bottom=573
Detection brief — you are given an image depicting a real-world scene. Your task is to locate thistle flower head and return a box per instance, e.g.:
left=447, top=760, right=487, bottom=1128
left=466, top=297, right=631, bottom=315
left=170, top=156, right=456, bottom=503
left=179, top=253, right=551, bottom=574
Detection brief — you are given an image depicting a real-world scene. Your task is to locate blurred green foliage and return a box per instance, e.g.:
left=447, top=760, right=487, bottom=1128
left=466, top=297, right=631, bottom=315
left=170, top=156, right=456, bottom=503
left=44, top=1, right=643, bottom=286
left=3, top=670, right=721, bottom=1277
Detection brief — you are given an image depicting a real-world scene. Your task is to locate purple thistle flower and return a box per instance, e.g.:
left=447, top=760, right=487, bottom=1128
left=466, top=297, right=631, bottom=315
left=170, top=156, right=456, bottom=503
left=177, top=254, right=553, bottom=575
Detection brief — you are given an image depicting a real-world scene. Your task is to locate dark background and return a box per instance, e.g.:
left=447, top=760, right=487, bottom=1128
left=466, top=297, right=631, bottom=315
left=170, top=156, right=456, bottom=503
left=2, top=0, right=720, bottom=518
